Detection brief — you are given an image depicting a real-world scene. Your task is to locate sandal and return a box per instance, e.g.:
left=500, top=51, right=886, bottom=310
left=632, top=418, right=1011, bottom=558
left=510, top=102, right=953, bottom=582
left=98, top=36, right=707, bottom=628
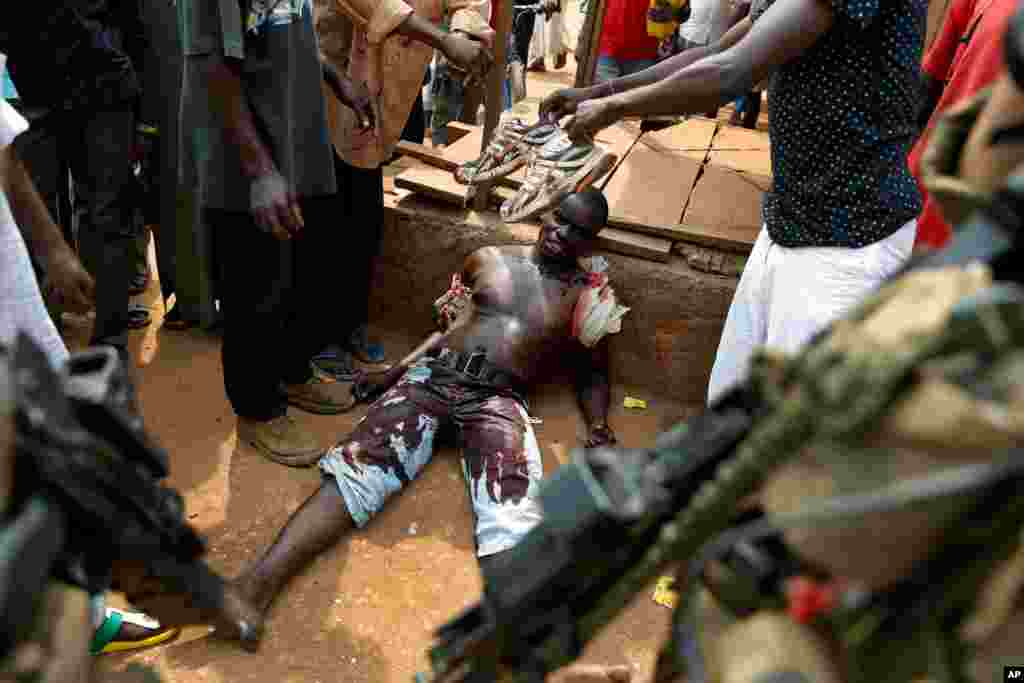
left=312, top=345, right=357, bottom=381
left=500, top=131, right=617, bottom=223
left=455, top=118, right=533, bottom=185
left=90, top=607, right=180, bottom=655
left=128, top=269, right=151, bottom=296
left=126, top=304, right=151, bottom=330
left=456, top=120, right=562, bottom=186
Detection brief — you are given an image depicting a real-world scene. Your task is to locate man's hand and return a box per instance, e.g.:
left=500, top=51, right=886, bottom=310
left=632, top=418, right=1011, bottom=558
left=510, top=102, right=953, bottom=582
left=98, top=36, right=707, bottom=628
left=323, top=59, right=376, bottom=130
left=441, top=32, right=493, bottom=87
left=335, top=75, right=376, bottom=130
left=42, top=248, right=95, bottom=314
left=585, top=422, right=617, bottom=448
left=539, top=87, right=591, bottom=123
left=250, top=171, right=304, bottom=240
left=564, top=98, right=623, bottom=141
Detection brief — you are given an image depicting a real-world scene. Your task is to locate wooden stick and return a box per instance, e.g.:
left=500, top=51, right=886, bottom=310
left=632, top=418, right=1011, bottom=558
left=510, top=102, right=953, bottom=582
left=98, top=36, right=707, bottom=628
left=574, top=0, right=608, bottom=88
left=473, top=0, right=513, bottom=210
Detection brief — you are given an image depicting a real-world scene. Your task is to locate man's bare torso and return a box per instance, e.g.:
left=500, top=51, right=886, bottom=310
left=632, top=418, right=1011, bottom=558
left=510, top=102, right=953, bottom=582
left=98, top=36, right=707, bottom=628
left=444, top=245, right=591, bottom=382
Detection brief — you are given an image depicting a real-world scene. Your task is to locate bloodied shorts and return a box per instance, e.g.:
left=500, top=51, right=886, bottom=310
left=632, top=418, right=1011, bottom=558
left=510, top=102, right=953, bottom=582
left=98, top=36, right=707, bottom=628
left=318, top=358, right=545, bottom=557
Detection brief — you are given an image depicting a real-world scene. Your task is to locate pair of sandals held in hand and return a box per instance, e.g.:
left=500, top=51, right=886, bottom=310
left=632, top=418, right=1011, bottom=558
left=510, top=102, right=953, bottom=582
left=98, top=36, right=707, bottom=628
left=454, top=118, right=618, bottom=222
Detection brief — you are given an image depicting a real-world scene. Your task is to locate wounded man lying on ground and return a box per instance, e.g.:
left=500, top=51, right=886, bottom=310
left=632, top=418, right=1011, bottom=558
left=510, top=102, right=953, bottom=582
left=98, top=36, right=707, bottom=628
left=128, top=188, right=630, bottom=658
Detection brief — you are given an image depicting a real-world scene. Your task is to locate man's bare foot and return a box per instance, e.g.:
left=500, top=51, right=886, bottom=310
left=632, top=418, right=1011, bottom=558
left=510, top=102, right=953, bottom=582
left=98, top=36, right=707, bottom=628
left=550, top=664, right=634, bottom=683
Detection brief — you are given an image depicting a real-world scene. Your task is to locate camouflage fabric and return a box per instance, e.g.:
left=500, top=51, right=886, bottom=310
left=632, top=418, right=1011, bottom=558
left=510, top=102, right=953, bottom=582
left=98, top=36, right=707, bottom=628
left=693, top=262, right=1024, bottom=682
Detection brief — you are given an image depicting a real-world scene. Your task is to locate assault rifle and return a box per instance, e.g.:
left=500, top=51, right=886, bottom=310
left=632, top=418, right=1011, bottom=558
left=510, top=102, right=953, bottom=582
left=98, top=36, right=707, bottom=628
left=415, top=195, right=1024, bottom=683
left=0, top=334, right=234, bottom=668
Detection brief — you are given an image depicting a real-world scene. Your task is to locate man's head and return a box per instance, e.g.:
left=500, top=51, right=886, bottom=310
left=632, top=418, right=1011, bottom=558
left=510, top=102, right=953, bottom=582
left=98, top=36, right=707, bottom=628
left=537, top=188, right=609, bottom=261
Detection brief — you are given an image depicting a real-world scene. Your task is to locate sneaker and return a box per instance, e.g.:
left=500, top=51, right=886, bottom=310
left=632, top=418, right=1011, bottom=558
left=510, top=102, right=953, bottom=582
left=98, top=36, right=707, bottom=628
left=500, top=130, right=617, bottom=223
left=283, top=374, right=357, bottom=414
left=237, top=415, right=322, bottom=467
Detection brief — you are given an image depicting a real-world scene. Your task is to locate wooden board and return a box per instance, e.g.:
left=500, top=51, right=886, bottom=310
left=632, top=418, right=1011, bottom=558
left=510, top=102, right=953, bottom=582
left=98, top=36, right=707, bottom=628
left=394, top=165, right=516, bottom=208
left=679, top=165, right=763, bottom=253
left=711, top=123, right=770, bottom=151
left=603, top=142, right=703, bottom=239
left=637, top=118, right=718, bottom=163
left=598, top=227, right=672, bottom=262
left=708, top=150, right=773, bottom=180
left=394, top=141, right=457, bottom=172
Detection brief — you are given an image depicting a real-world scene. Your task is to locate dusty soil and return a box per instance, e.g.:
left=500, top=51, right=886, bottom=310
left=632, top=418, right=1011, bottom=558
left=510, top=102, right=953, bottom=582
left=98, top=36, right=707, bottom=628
left=87, top=213, right=689, bottom=682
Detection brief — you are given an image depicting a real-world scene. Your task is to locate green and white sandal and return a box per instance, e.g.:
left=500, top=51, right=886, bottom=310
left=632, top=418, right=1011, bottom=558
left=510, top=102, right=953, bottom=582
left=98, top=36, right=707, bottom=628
left=90, top=607, right=180, bottom=655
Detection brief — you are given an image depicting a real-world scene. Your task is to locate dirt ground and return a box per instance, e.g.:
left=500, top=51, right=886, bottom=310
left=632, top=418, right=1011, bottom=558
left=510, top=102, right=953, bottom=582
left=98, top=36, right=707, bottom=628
left=84, top=281, right=682, bottom=683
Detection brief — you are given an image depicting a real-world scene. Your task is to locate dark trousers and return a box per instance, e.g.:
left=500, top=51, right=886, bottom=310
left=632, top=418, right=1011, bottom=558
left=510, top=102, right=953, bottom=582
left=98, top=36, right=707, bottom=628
left=15, top=107, right=138, bottom=351
left=511, top=2, right=537, bottom=67
left=309, top=154, right=384, bottom=348
left=208, top=198, right=337, bottom=421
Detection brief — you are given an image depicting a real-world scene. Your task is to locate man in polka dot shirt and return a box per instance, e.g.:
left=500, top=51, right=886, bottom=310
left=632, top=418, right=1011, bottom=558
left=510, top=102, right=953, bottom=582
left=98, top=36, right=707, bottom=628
left=541, top=0, right=926, bottom=403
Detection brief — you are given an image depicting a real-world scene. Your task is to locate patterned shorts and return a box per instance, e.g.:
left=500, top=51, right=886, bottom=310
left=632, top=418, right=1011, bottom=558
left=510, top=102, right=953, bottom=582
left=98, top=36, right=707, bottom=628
left=319, top=359, right=544, bottom=557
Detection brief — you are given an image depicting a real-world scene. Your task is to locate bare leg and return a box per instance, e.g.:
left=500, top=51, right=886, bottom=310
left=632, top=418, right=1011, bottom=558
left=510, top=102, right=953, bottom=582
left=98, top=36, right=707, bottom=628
left=231, top=480, right=355, bottom=629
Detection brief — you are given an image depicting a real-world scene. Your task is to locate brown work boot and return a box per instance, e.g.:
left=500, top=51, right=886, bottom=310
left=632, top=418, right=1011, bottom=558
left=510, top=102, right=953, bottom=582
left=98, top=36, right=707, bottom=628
left=237, top=415, right=322, bottom=467
left=283, top=374, right=357, bottom=414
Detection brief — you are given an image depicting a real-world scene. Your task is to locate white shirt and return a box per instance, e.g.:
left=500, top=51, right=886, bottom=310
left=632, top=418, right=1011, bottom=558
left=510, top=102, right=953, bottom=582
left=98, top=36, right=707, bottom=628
left=0, top=53, right=70, bottom=369
left=680, top=0, right=726, bottom=45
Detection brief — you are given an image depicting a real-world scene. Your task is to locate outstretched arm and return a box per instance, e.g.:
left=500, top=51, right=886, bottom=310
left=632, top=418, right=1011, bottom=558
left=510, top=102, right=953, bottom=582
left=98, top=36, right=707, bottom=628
left=573, top=339, right=616, bottom=448
left=608, top=0, right=833, bottom=116
left=562, top=0, right=834, bottom=137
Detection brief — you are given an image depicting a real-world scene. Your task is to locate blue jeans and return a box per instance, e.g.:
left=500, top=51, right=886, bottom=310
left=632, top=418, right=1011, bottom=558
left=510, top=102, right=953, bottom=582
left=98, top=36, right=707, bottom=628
left=594, top=56, right=657, bottom=84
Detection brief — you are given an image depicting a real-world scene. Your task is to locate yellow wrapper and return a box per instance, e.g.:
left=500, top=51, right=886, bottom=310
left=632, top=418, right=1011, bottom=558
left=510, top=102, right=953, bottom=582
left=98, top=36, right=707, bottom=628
left=653, top=575, right=680, bottom=608
left=624, top=397, right=648, bottom=409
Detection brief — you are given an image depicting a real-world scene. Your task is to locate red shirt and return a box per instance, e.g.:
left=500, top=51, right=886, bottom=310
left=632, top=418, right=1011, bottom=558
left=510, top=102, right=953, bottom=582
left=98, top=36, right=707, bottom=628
left=599, top=0, right=660, bottom=61
left=908, top=0, right=1017, bottom=249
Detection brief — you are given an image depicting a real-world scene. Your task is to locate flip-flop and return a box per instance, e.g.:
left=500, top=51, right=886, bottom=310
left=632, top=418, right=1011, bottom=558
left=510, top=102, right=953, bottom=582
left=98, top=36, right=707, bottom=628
left=126, top=304, right=151, bottom=329
left=90, top=607, right=180, bottom=655
left=129, top=270, right=151, bottom=296
left=500, top=132, right=617, bottom=223
left=312, top=345, right=357, bottom=381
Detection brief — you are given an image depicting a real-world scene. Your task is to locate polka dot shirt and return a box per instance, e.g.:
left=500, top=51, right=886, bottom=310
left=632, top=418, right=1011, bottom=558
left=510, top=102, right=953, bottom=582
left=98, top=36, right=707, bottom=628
left=750, top=0, right=927, bottom=248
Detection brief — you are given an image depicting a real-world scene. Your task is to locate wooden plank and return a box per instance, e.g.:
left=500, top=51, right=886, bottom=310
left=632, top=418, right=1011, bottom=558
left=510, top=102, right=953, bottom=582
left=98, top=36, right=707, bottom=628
left=446, top=121, right=475, bottom=144
left=394, top=141, right=457, bottom=172
left=598, top=227, right=672, bottom=262
left=678, top=165, right=763, bottom=253
left=575, top=0, right=609, bottom=87
left=708, top=150, right=773, bottom=180
left=395, top=166, right=469, bottom=205
left=394, top=165, right=514, bottom=208
left=474, top=0, right=513, bottom=210
left=711, top=123, right=770, bottom=152
left=604, top=143, right=703, bottom=238
left=638, top=118, right=718, bottom=163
